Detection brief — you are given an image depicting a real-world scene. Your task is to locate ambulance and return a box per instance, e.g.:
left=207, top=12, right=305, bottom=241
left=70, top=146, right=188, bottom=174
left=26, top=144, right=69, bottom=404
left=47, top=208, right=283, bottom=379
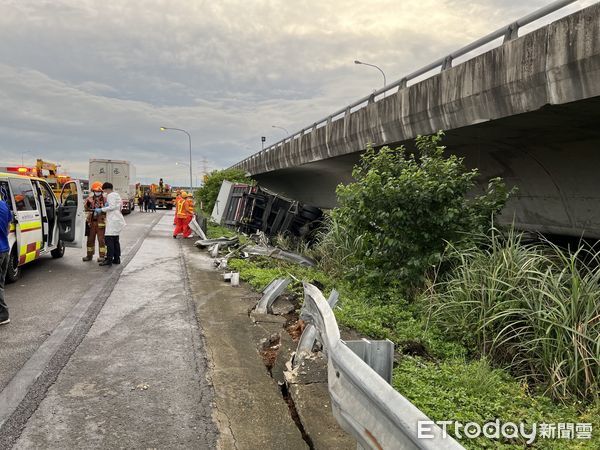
left=0, top=171, right=85, bottom=282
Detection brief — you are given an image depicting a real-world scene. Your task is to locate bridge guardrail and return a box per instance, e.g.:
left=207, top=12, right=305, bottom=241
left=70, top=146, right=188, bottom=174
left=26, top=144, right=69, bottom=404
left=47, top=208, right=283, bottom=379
left=233, top=0, right=577, bottom=171
left=299, top=282, right=465, bottom=449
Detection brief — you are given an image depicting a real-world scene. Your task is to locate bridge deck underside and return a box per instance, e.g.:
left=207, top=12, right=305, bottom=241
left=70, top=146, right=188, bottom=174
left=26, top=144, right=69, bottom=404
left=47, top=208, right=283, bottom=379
left=254, top=96, right=600, bottom=238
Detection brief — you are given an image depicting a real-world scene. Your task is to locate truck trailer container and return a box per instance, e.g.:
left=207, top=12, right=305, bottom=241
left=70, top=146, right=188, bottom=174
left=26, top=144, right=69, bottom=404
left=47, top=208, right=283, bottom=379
left=89, top=159, right=136, bottom=214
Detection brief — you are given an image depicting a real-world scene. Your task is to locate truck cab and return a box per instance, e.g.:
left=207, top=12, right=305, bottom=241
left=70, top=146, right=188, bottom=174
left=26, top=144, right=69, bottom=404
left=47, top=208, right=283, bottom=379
left=0, top=172, right=85, bottom=282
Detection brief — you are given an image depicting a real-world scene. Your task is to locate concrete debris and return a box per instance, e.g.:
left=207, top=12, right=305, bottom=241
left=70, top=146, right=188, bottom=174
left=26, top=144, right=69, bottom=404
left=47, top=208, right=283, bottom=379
left=250, top=312, right=288, bottom=324
left=259, top=333, right=281, bottom=350
left=223, top=272, right=240, bottom=286
left=271, top=297, right=296, bottom=316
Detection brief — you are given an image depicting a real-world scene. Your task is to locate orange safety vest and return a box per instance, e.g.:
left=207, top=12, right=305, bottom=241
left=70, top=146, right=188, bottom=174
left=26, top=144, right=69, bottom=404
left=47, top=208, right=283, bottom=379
left=183, top=198, right=195, bottom=217
left=176, top=197, right=188, bottom=219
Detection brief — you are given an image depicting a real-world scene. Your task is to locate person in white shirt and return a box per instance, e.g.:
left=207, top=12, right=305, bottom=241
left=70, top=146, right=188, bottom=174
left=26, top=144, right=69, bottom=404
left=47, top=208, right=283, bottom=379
left=97, top=182, right=126, bottom=266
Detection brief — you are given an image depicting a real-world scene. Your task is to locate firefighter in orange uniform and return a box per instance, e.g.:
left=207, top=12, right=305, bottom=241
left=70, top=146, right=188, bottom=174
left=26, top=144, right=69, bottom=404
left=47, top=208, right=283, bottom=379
left=173, top=192, right=195, bottom=238
left=83, top=182, right=107, bottom=262
left=182, top=193, right=195, bottom=238
left=173, top=190, right=182, bottom=225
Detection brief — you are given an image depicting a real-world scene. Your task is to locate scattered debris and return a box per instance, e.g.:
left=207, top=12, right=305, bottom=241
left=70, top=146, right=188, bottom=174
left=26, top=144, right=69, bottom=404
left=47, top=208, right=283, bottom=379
left=259, top=333, right=282, bottom=374
left=271, top=296, right=296, bottom=315
left=223, top=272, right=240, bottom=287
left=250, top=312, right=288, bottom=324
left=194, top=236, right=239, bottom=248
left=244, top=245, right=316, bottom=267
left=132, top=383, right=150, bottom=391
left=287, top=320, right=306, bottom=342
left=259, top=333, right=281, bottom=351
left=188, top=217, right=207, bottom=240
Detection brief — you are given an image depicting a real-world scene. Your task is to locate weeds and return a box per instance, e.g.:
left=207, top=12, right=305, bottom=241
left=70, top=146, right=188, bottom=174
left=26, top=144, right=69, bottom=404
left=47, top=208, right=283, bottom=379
left=427, top=228, right=600, bottom=402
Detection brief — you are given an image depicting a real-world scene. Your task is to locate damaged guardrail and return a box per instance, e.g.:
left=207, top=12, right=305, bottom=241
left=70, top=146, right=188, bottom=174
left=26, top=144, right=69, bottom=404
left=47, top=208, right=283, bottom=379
left=299, top=283, right=464, bottom=450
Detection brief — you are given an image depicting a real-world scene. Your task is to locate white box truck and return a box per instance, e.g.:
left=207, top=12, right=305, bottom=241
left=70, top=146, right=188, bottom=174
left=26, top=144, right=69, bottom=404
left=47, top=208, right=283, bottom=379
left=89, top=159, right=136, bottom=214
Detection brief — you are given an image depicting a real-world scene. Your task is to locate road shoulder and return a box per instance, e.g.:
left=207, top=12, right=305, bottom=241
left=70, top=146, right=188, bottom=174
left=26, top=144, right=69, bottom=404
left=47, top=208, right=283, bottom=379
left=183, top=247, right=308, bottom=450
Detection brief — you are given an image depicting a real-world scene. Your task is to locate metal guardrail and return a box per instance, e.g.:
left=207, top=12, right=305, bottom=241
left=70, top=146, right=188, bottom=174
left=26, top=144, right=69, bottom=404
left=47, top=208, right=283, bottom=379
left=255, top=278, right=291, bottom=314
left=234, top=0, right=578, bottom=170
left=299, top=282, right=464, bottom=449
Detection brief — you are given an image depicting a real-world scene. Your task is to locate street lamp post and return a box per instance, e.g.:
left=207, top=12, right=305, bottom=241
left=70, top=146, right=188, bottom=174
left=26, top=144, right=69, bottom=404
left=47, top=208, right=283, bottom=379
left=160, top=126, right=193, bottom=190
left=354, top=60, right=387, bottom=96
left=271, top=125, right=290, bottom=135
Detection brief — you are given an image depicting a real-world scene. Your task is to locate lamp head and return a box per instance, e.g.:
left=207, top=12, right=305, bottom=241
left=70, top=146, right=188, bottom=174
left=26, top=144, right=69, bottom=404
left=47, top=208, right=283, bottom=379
left=354, top=60, right=362, bottom=64
left=160, top=127, right=166, bottom=131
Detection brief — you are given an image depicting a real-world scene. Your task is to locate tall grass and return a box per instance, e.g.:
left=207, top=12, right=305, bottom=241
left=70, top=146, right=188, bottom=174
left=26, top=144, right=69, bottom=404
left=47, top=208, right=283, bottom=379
left=426, top=228, right=600, bottom=402
left=312, top=213, right=369, bottom=277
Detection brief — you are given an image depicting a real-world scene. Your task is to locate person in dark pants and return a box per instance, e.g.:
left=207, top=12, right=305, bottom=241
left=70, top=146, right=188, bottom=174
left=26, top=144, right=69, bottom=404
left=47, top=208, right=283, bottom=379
left=143, top=190, right=150, bottom=212
left=97, top=183, right=126, bottom=267
left=150, top=193, right=157, bottom=212
left=0, top=194, right=12, bottom=325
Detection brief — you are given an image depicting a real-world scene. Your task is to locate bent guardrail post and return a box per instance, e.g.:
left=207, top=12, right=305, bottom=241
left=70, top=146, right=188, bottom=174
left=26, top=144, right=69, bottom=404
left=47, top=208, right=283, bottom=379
left=344, top=338, right=394, bottom=384
left=293, top=289, right=339, bottom=368
left=255, top=278, right=291, bottom=314
left=302, top=283, right=464, bottom=450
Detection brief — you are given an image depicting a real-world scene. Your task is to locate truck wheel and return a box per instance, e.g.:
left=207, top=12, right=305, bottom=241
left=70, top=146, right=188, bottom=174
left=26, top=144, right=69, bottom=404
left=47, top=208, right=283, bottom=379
left=51, top=240, right=65, bottom=259
left=6, top=246, right=21, bottom=283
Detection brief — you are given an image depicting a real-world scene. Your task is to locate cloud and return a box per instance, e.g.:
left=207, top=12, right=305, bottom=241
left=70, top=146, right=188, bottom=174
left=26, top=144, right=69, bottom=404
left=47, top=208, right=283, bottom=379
left=0, top=0, right=591, bottom=185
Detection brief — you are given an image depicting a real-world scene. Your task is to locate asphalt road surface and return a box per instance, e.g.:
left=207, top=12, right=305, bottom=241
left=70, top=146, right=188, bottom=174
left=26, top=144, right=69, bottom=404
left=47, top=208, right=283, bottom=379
left=0, top=210, right=217, bottom=448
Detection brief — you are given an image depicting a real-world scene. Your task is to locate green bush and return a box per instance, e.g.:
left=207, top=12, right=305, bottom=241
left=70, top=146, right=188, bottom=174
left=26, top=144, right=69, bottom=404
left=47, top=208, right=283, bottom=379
left=394, top=357, right=600, bottom=449
left=194, top=169, right=252, bottom=215
left=324, top=132, right=512, bottom=293
left=427, top=228, right=600, bottom=402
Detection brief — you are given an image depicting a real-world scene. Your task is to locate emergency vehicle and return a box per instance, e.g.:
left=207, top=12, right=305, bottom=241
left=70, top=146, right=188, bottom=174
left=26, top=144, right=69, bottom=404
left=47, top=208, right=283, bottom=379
left=0, top=171, right=85, bottom=282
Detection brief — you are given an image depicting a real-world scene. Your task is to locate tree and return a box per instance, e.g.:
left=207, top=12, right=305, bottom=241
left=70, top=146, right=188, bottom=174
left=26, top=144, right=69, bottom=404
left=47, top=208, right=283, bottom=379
left=195, top=169, right=252, bottom=217
left=332, top=132, right=512, bottom=293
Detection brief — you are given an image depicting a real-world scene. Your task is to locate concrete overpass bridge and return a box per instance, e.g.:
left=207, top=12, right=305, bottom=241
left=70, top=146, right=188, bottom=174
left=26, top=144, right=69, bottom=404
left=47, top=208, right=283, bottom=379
left=233, top=1, right=600, bottom=238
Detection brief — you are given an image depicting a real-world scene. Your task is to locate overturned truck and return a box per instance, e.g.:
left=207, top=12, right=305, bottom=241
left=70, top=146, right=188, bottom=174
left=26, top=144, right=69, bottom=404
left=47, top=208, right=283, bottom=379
left=211, top=180, right=323, bottom=238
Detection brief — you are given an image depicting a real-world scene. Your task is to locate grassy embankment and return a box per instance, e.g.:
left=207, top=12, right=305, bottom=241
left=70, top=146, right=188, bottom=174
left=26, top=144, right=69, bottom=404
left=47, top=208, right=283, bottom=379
left=207, top=223, right=600, bottom=449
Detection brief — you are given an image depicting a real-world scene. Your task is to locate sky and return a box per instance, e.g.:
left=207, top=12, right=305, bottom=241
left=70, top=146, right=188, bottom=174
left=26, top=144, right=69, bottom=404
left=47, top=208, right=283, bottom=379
left=0, top=0, right=595, bottom=185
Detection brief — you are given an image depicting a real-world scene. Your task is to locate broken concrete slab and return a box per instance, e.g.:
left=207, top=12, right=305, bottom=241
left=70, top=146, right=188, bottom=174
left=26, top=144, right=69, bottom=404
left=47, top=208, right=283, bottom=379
left=271, top=296, right=296, bottom=315
left=270, top=330, right=297, bottom=386
left=286, top=353, right=328, bottom=386
left=289, top=383, right=356, bottom=450
left=250, top=312, right=288, bottom=324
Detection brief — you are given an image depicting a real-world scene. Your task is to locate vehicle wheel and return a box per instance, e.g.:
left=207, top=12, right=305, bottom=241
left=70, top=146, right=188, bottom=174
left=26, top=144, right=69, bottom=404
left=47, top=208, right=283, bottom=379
left=6, top=246, right=21, bottom=283
left=51, top=240, right=65, bottom=259
left=167, top=205, right=173, bottom=210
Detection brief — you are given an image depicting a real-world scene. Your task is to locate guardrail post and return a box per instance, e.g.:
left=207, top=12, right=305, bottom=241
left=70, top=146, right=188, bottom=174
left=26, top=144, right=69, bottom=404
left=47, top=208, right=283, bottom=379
left=344, top=338, right=394, bottom=384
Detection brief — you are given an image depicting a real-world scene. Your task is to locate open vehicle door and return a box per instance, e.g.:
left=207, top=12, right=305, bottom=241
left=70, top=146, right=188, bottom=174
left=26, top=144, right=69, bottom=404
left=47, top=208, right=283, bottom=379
left=58, top=180, right=85, bottom=248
